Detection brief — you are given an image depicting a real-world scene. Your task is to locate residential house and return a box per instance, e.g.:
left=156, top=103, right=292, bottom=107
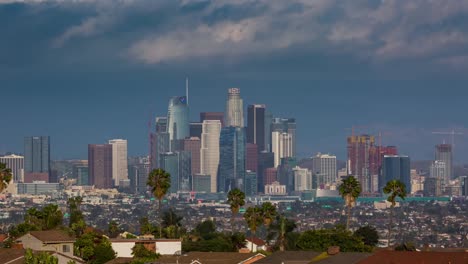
left=110, top=239, right=182, bottom=258
left=16, top=230, right=75, bottom=258
left=245, top=238, right=267, bottom=252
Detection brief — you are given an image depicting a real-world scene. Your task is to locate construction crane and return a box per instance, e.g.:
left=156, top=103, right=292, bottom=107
left=432, top=129, right=464, bottom=148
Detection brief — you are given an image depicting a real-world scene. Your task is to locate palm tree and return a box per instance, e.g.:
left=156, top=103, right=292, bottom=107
left=0, top=163, right=12, bottom=193
left=147, top=168, right=171, bottom=238
left=244, top=206, right=262, bottom=252
left=260, top=202, right=277, bottom=227
left=227, top=188, right=245, bottom=233
left=383, top=179, right=407, bottom=248
left=338, top=175, right=361, bottom=230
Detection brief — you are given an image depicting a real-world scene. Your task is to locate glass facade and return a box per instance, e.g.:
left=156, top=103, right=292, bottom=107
left=380, top=155, right=411, bottom=194
left=160, top=153, right=179, bottom=194
left=218, top=127, right=246, bottom=192
left=244, top=171, right=258, bottom=196
left=167, top=96, right=189, bottom=143
left=24, top=136, right=50, bottom=173
left=178, top=151, right=192, bottom=192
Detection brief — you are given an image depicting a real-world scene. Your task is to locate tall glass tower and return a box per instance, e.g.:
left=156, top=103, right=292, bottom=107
left=167, top=96, right=189, bottom=143
left=380, top=155, right=411, bottom=194
left=24, top=136, right=50, bottom=183
left=435, top=144, right=452, bottom=185
left=225, top=88, right=244, bottom=127
left=218, top=126, right=246, bottom=192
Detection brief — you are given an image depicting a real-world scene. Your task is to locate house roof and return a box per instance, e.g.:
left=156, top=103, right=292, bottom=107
left=0, top=248, right=25, bottom=264
left=255, top=251, right=372, bottom=264
left=27, top=230, right=75, bottom=243
left=357, top=250, right=468, bottom=264
left=245, top=237, right=266, bottom=246
left=104, top=257, right=133, bottom=264
left=156, top=252, right=265, bottom=264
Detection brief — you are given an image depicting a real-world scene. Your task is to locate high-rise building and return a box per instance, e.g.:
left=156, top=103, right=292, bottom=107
left=271, top=131, right=293, bottom=167
left=271, top=118, right=296, bottom=157
left=293, top=166, right=313, bottom=191
left=225, top=88, right=244, bottom=127
left=24, top=136, right=50, bottom=183
left=0, top=154, right=24, bottom=182
left=150, top=117, right=170, bottom=170
left=258, top=151, right=274, bottom=192
left=435, top=144, right=452, bottom=185
left=246, top=143, right=258, bottom=172
left=200, top=112, right=224, bottom=127
left=347, top=135, right=374, bottom=193
left=264, top=111, right=273, bottom=152
left=178, top=151, right=192, bottom=192
left=277, top=157, right=297, bottom=192
left=74, top=165, right=89, bottom=186
left=380, top=155, right=411, bottom=194
left=244, top=171, right=258, bottom=196
left=108, top=139, right=128, bottom=187
left=247, top=104, right=266, bottom=151
left=312, top=153, right=337, bottom=188
left=189, top=122, right=203, bottom=138
left=88, top=144, right=113, bottom=189
left=184, top=137, right=201, bottom=176
left=159, top=152, right=179, bottom=194
left=218, top=126, right=246, bottom=192
left=462, top=176, right=468, bottom=196
left=167, top=96, right=189, bottom=143
left=193, top=174, right=211, bottom=192
left=264, top=167, right=278, bottom=186
left=430, top=160, right=446, bottom=196
left=128, top=156, right=150, bottom=194
left=200, top=120, right=222, bottom=192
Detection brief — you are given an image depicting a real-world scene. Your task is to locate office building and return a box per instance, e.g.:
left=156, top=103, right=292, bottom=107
left=424, top=178, right=437, bottom=197
left=462, top=176, right=467, bottom=196
left=159, top=153, right=180, bottom=194
left=0, top=154, right=24, bottom=182
left=271, top=131, right=293, bottom=167
left=380, top=155, right=411, bottom=194
left=435, top=144, right=452, bottom=185
left=108, top=139, right=128, bottom=187
left=178, top=151, right=192, bottom=192
left=17, top=182, right=61, bottom=195
left=258, top=151, right=274, bottom=192
left=312, top=153, right=337, bottom=188
left=264, top=167, right=278, bottom=186
left=200, top=120, right=221, bottom=192
left=200, top=112, right=224, bottom=127
left=246, top=143, right=258, bottom=172
left=150, top=117, right=170, bottom=170
left=88, top=144, right=113, bottom=189
left=225, top=88, right=244, bottom=127
left=247, top=104, right=266, bottom=151
left=264, top=111, right=272, bottom=152
left=244, top=171, right=257, bottom=196
left=193, top=174, right=211, bottom=193
left=430, top=160, right=446, bottom=196
left=293, top=166, right=313, bottom=191
left=271, top=118, right=296, bottom=157
left=189, top=122, right=203, bottom=138
left=167, top=96, right=189, bottom=142
left=24, top=136, right=50, bottom=183
left=218, top=126, right=246, bottom=192
left=73, top=164, right=89, bottom=186
left=184, top=137, right=201, bottom=176
left=277, top=157, right=297, bottom=192
left=128, top=156, right=150, bottom=194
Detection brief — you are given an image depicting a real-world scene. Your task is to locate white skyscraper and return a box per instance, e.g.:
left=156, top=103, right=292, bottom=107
left=0, top=154, right=24, bottom=182
left=200, top=120, right=222, bottom=192
left=312, top=153, right=337, bottom=187
left=430, top=160, right=446, bottom=196
left=108, top=139, right=128, bottom=186
left=293, top=166, right=312, bottom=191
left=225, top=88, right=244, bottom=127
left=271, top=131, right=293, bottom=167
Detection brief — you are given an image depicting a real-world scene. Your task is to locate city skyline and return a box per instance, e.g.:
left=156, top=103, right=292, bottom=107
left=2, top=0, right=468, bottom=162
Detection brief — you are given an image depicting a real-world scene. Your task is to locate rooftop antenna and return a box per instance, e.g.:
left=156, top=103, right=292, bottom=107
left=186, top=77, right=189, bottom=106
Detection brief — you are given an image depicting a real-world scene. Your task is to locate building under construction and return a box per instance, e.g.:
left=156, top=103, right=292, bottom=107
left=347, top=135, right=397, bottom=194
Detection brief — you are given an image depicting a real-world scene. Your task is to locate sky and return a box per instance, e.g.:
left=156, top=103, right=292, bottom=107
left=1, top=0, right=468, bottom=162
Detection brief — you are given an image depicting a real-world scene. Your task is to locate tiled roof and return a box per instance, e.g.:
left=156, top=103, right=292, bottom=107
left=156, top=252, right=265, bottom=264
left=245, top=237, right=266, bottom=246
left=357, top=250, right=468, bottom=264
left=28, top=230, right=75, bottom=243
left=0, top=248, right=25, bottom=264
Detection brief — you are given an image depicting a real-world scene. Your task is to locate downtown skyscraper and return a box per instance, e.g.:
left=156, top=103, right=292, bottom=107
left=24, top=136, right=50, bottom=183
left=218, top=126, right=246, bottom=192
left=150, top=117, right=170, bottom=170
left=0, top=154, right=24, bottom=183
left=167, top=96, right=189, bottom=143
left=247, top=104, right=266, bottom=152
left=200, top=120, right=222, bottom=192
left=88, top=144, right=113, bottom=189
left=108, top=139, right=128, bottom=186
left=380, top=155, right=411, bottom=194
left=225, top=88, right=244, bottom=127
left=435, top=144, right=452, bottom=185
left=271, top=118, right=296, bottom=167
